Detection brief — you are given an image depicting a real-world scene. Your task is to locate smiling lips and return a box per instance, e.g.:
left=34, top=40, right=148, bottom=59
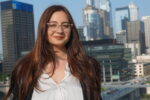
left=53, top=36, right=64, bottom=40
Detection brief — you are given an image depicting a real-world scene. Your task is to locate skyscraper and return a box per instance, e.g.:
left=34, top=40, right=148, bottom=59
left=142, top=16, right=150, bottom=54
left=83, top=0, right=102, bottom=40
left=0, top=1, right=35, bottom=74
left=95, top=0, right=113, bottom=39
left=127, top=21, right=145, bottom=54
left=87, top=0, right=95, bottom=7
left=128, top=2, right=138, bottom=21
left=115, top=7, right=130, bottom=33
left=95, top=0, right=111, bottom=12
left=115, top=2, right=139, bottom=33
left=99, top=9, right=113, bottom=39
left=83, top=0, right=114, bottom=40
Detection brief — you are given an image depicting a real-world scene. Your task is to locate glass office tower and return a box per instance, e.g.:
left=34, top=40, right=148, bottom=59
left=83, top=0, right=101, bottom=40
left=115, top=7, right=130, bottom=33
left=0, top=1, right=35, bottom=74
left=95, top=0, right=111, bottom=12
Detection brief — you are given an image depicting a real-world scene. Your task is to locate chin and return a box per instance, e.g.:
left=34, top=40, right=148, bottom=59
left=52, top=43, right=66, bottom=47
left=49, top=40, right=69, bottom=47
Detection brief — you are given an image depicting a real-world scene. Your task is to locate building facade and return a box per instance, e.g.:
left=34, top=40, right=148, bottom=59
left=83, top=0, right=113, bottom=40
left=99, top=9, right=113, bottom=39
left=132, top=55, right=150, bottom=78
left=127, top=21, right=145, bottom=54
left=77, top=26, right=85, bottom=41
left=115, top=7, right=130, bottom=33
left=125, top=43, right=141, bottom=58
left=116, top=30, right=127, bottom=44
left=86, top=0, right=95, bottom=6
left=83, top=5, right=101, bottom=40
left=95, top=0, right=111, bottom=12
left=134, top=63, right=150, bottom=78
left=115, top=2, right=138, bottom=34
left=142, top=16, right=150, bottom=54
left=82, top=39, right=132, bottom=82
left=0, top=1, right=35, bottom=74
left=128, top=2, right=138, bottom=21
left=0, top=60, right=2, bottom=73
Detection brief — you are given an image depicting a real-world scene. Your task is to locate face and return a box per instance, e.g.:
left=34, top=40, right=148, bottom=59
left=47, top=11, right=72, bottom=48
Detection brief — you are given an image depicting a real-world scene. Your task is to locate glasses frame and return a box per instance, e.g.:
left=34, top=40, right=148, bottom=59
left=47, top=22, right=73, bottom=32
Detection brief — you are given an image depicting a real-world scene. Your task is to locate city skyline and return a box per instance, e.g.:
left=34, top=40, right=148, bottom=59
left=0, top=0, right=150, bottom=54
left=0, top=1, right=150, bottom=99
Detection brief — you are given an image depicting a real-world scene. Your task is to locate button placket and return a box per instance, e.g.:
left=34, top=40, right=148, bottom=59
left=56, top=84, right=64, bottom=100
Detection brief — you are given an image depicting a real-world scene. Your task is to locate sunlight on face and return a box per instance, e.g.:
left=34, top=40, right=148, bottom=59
left=47, top=11, right=71, bottom=48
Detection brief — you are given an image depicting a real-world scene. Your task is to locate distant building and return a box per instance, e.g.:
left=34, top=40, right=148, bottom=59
left=128, top=2, right=139, bottom=21
left=0, top=1, right=35, bottom=74
left=116, top=30, right=127, bottom=44
left=134, top=63, right=150, bottom=77
left=99, top=9, right=113, bottom=39
left=0, top=60, right=2, bottom=73
left=95, top=0, right=113, bottom=28
left=132, top=55, right=150, bottom=77
left=125, top=43, right=141, bottom=58
left=115, top=2, right=139, bottom=33
left=83, top=0, right=114, bottom=40
left=77, top=26, right=85, bottom=41
left=86, top=0, right=95, bottom=6
left=83, top=5, right=101, bottom=40
left=82, top=39, right=132, bottom=82
left=127, top=20, right=145, bottom=54
left=115, top=6, right=130, bottom=33
left=142, top=16, right=150, bottom=54
left=0, top=54, right=3, bottom=60
left=95, top=0, right=111, bottom=12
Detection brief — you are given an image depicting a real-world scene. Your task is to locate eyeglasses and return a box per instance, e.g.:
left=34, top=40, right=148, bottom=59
left=47, top=22, right=73, bottom=32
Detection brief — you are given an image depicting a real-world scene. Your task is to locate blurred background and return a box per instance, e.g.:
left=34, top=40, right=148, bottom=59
left=0, top=0, right=150, bottom=100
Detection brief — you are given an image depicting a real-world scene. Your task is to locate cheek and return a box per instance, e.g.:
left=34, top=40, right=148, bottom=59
left=47, top=31, right=53, bottom=39
left=66, top=30, right=71, bottom=39
left=47, top=33, right=50, bottom=40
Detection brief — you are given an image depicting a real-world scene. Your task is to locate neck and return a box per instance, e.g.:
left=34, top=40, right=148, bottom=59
left=53, top=46, right=67, bottom=61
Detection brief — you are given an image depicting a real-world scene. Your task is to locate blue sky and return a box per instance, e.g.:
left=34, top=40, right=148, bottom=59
left=0, top=0, right=150, bottom=54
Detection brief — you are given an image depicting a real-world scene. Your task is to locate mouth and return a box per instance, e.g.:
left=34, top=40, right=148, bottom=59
left=53, top=36, right=65, bottom=40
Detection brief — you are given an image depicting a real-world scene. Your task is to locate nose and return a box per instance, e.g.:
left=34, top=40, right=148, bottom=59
left=56, top=25, right=63, bottom=33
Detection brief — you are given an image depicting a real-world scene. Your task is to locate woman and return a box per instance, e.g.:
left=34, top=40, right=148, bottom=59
left=3, top=5, right=101, bottom=100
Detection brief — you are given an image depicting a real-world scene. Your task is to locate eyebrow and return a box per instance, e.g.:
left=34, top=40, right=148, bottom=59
left=48, top=21, right=70, bottom=24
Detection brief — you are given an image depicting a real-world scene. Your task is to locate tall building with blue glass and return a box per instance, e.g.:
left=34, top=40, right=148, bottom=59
left=115, top=7, right=130, bottom=33
left=95, top=0, right=111, bottom=12
left=97, top=0, right=113, bottom=39
left=115, top=2, right=138, bottom=34
left=83, top=7, right=101, bottom=40
left=83, top=0, right=113, bottom=40
left=0, top=1, right=35, bottom=74
left=83, top=0, right=102, bottom=40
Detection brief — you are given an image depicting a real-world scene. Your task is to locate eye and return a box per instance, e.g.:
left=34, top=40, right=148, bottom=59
left=62, top=24, right=71, bottom=28
left=48, top=24, right=57, bottom=28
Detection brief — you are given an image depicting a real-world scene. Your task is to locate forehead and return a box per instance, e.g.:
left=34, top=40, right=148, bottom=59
left=49, top=11, right=69, bottom=22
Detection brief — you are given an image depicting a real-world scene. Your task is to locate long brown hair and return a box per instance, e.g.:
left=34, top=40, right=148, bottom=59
left=3, top=5, right=101, bottom=100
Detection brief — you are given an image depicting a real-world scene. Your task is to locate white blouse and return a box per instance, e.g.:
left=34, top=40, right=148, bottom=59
left=31, top=63, right=84, bottom=100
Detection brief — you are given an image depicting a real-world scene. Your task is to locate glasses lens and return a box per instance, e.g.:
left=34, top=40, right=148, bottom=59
left=62, top=23, right=72, bottom=29
left=47, top=22, right=72, bottom=31
left=47, top=23, right=57, bottom=30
